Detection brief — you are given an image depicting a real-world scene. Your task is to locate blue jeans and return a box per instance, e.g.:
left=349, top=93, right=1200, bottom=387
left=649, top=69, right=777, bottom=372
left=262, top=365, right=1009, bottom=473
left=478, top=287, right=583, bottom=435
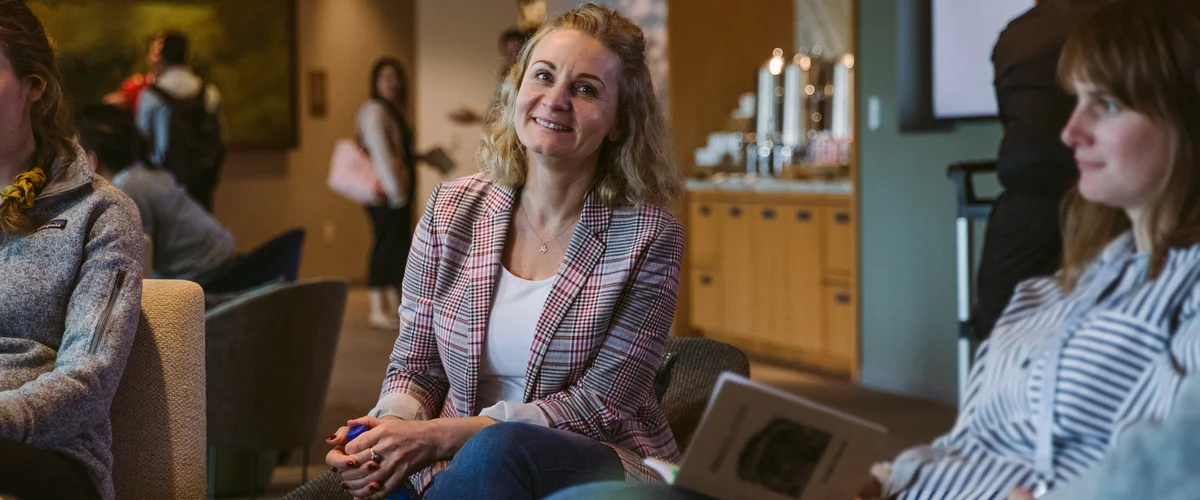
left=420, top=422, right=626, bottom=500
left=546, top=482, right=711, bottom=499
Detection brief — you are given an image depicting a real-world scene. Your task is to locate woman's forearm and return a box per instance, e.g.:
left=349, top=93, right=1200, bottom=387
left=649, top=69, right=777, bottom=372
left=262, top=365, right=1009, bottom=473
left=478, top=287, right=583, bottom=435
left=433, top=416, right=498, bottom=460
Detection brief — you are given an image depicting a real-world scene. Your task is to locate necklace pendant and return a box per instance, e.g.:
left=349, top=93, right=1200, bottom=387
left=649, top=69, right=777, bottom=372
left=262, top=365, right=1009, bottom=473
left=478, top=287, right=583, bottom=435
left=539, top=243, right=548, bottom=254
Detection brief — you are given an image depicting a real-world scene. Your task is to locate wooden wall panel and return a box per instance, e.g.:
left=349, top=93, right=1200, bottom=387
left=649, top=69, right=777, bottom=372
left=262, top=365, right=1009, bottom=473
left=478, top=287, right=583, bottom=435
left=666, top=0, right=795, bottom=179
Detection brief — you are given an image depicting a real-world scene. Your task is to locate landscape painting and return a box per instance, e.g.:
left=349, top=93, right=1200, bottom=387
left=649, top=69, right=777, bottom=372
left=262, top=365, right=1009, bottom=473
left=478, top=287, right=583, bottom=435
left=31, top=0, right=297, bottom=148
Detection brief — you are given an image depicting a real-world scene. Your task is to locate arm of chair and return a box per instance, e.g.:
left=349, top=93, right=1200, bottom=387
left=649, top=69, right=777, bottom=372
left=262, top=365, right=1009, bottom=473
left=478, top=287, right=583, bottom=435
left=946, top=161, right=997, bottom=219
left=111, top=279, right=208, bottom=499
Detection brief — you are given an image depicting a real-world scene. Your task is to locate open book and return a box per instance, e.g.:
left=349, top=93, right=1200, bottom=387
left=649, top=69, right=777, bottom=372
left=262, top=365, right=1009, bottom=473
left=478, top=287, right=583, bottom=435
left=647, top=373, right=889, bottom=500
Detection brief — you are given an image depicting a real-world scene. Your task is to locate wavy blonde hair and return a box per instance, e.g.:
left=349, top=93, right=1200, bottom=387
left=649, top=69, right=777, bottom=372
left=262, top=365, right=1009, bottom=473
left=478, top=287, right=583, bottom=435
left=1056, top=0, right=1200, bottom=291
left=478, top=3, right=681, bottom=209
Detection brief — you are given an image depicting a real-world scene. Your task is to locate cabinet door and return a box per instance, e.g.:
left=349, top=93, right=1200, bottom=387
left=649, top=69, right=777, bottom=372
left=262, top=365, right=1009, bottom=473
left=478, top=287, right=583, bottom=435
left=687, top=201, right=720, bottom=271
left=823, top=206, right=854, bottom=277
left=750, top=205, right=786, bottom=344
left=688, top=270, right=721, bottom=336
left=719, top=203, right=754, bottom=340
left=823, top=284, right=858, bottom=371
left=783, top=206, right=824, bottom=355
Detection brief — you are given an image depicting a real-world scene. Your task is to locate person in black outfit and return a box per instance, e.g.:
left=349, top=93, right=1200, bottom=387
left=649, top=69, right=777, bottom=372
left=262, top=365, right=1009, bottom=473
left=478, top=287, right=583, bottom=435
left=358, top=58, right=417, bottom=329
left=974, top=0, right=1115, bottom=338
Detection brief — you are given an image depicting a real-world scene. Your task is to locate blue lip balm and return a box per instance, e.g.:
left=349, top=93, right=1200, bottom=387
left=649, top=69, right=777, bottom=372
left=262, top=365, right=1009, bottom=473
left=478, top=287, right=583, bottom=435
left=347, top=424, right=369, bottom=442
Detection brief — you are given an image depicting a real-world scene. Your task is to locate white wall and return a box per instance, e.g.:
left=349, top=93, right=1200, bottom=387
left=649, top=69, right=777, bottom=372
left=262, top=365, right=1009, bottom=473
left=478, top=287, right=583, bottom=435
left=214, top=0, right=414, bottom=282
left=411, top=0, right=519, bottom=215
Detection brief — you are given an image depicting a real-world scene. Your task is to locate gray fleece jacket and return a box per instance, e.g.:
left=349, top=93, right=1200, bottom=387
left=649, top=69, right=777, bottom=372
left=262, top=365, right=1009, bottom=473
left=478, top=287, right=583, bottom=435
left=0, top=144, right=144, bottom=500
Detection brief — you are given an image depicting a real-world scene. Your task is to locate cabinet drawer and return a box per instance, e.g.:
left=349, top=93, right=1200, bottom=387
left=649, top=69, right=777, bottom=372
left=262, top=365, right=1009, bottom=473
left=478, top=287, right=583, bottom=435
left=822, top=285, right=857, bottom=368
left=823, top=207, right=853, bottom=276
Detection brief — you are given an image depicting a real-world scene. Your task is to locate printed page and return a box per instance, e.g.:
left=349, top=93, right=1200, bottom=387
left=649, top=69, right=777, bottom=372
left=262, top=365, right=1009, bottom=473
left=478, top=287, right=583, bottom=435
left=675, top=373, right=889, bottom=500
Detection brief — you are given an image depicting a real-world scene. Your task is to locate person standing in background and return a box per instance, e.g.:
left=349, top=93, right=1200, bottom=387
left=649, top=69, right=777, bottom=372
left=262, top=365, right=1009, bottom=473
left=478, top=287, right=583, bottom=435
left=136, top=31, right=226, bottom=212
left=102, top=33, right=163, bottom=115
left=82, top=104, right=305, bottom=300
left=973, top=0, right=1115, bottom=338
left=448, top=28, right=534, bottom=125
left=359, top=58, right=417, bottom=330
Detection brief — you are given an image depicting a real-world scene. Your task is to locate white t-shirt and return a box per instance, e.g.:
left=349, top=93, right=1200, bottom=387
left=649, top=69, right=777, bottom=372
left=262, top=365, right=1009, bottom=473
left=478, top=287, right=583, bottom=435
left=476, top=266, right=555, bottom=416
left=367, top=266, right=558, bottom=425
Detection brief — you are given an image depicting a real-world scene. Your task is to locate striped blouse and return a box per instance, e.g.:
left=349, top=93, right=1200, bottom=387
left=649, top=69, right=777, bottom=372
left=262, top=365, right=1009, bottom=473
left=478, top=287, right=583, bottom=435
left=882, top=232, right=1200, bottom=499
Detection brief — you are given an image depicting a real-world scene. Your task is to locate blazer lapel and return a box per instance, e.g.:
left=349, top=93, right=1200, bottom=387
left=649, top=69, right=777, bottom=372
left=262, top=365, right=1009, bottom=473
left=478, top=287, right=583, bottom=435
left=463, top=183, right=515, bottom=416
left=524, top=191, right=611, bottom=401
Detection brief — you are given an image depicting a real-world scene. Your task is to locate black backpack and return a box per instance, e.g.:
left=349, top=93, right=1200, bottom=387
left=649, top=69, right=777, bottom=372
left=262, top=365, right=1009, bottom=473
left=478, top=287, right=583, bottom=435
left=146, top=82, right=225, bottom=200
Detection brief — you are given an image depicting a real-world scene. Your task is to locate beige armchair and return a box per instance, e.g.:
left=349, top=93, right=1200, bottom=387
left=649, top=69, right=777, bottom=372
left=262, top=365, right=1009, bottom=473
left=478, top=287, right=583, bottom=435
left=110, top=279, right=208, bottom=499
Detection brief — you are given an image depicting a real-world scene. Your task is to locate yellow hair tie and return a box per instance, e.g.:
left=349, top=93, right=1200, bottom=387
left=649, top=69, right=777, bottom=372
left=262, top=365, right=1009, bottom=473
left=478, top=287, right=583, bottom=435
left=0, top=167, right=48, bottom=210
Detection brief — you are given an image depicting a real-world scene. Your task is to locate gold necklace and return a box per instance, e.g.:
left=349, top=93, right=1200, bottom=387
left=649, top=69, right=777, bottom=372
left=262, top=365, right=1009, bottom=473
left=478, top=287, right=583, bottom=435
left=520, top=208, right=576, bottom=254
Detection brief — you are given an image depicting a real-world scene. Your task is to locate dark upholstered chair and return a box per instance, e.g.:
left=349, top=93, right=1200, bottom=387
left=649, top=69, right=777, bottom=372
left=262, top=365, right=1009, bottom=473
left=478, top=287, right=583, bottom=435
left=205, top=279, right=349, bottom=498
left=654, top=337, right=751, bottom=453
left=283, top=471, right=351, bottom=500
left=202, top=227, right=306, bottom=294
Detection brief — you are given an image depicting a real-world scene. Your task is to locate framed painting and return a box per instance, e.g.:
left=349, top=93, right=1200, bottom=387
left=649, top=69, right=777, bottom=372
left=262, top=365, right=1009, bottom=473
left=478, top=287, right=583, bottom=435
left=31, top=0, right=298, bottom=149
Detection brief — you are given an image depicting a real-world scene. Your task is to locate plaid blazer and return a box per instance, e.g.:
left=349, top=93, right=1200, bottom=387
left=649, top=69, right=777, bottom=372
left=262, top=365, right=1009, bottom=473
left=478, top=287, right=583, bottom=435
left=380, top=173, right=683, bottom=490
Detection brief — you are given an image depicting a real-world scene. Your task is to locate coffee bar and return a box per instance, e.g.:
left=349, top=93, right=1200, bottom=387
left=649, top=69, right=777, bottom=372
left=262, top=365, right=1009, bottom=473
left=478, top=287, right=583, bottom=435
left=668, top=0, right=859, bottom=378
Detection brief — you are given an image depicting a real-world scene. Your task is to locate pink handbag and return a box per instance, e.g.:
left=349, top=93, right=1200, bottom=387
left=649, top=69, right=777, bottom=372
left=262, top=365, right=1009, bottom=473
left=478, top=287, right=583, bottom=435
left=327, top=139, right=383, bottom=205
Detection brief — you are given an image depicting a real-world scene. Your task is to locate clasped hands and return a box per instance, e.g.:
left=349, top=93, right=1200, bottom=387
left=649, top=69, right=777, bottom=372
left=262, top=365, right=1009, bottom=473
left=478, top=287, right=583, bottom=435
left=324, top=415, right=496, bottom=499
left=324, top=416, right=441, bottom=499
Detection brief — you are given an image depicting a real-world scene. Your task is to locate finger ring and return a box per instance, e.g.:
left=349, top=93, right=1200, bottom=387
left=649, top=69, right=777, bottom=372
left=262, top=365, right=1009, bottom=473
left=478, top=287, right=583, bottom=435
left=370, top=447, right=383, bottom=464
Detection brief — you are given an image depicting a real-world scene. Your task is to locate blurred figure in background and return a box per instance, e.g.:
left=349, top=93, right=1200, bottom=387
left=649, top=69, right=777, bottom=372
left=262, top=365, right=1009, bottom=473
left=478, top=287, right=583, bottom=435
left=136, top=31, right=226, bottom=212
left=102, top=33, right=164, bottom=115
left=79, top=104, right=236, bottom=283
left=448, top=28, right=534, bottom=125
left=82, top=104, right=304, bottom=301
left=359, top=57, right=417, bottom=330
left=973, top=0, right=1115, bottom=338
left=499, top=27, right=530, bottom=71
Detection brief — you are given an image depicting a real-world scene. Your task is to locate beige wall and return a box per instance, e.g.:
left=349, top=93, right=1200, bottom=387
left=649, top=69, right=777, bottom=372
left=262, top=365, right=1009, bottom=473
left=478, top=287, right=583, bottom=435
left=213, top=0, right=414, bottom=283
left=410, top=0, right=518, bottom=218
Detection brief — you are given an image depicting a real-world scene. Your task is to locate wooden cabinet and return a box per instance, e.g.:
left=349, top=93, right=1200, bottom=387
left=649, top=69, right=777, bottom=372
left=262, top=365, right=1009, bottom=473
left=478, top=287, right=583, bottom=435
left=683, top=190, right=858, bottom=377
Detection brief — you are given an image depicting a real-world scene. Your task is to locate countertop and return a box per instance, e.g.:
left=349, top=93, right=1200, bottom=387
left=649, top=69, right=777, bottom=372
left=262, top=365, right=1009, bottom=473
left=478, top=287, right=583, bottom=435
left=686, top=176, right=854, bottom=195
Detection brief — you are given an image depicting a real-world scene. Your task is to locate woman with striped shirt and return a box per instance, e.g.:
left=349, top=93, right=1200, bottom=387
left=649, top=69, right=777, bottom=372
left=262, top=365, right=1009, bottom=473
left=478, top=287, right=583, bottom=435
left=869, top=1, right=1200, bottom=498
left=547, top=2, right=1198, bottom=500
